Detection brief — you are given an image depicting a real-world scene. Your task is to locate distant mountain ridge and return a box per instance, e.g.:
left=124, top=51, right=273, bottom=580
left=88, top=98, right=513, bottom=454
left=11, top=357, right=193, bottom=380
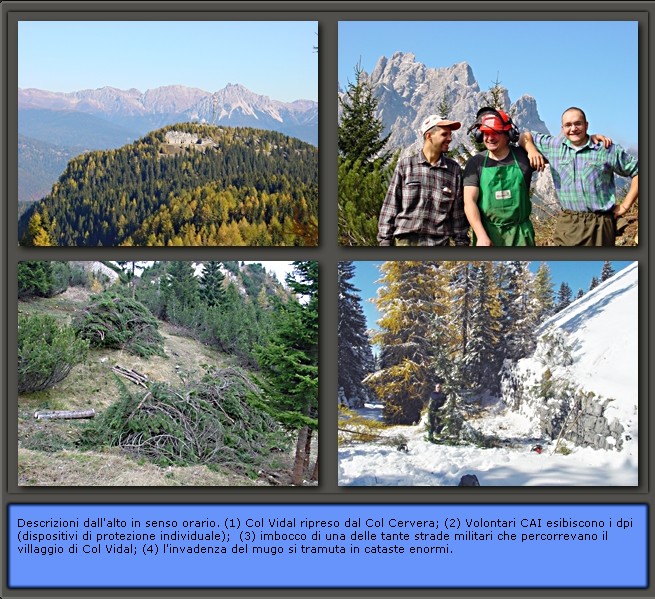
left=19, top=83, right=318, bottom=130
left=18, top=134, right=85, bottom=203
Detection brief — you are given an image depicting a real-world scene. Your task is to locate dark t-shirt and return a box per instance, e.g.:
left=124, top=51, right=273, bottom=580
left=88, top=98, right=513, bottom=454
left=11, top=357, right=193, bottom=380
left=463, top=146, right=534, bottom=190
left=429, top=391, right=447, bottom=411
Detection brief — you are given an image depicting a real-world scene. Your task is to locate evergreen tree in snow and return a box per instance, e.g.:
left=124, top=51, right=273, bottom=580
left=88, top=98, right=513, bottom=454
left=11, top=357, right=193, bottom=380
left=589, top=276, right=600, bottom=291
left=600, top=261, right=616, bottom=282
left=338, top=261, right=376, bottom=408
left=556, top=281, right=573, bottom=313
left=445, top=261, right=475, bottom=364
left=576, top=288, right=584, bottom=300
left=369, top=261, right=440, bottom=424
left=428, top=262, right=466, bottom=383
left=462, top=263, right=503, bottom=390
left=495, top=261, right=535, bottom=361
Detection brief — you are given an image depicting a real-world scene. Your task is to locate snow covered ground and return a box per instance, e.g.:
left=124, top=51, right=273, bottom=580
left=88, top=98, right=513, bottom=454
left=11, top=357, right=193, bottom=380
left=339, top=262, right=639, bottom=487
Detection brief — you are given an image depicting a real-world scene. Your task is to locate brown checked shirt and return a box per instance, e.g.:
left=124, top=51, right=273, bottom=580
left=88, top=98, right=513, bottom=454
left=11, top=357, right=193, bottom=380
left=378, top=150, right=469, bottom=246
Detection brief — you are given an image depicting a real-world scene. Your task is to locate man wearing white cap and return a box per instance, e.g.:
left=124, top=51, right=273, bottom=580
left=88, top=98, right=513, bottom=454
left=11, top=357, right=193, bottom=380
left=377, top=114, right=469, bottom=246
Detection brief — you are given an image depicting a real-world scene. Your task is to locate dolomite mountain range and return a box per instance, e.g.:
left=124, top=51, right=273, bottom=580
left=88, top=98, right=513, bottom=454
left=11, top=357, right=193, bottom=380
left=355, top=52, right=550, bottom=155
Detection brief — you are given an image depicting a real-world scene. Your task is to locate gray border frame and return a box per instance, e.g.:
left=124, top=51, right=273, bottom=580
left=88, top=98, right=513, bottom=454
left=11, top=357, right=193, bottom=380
left=1, top=2, right=651, bottom=598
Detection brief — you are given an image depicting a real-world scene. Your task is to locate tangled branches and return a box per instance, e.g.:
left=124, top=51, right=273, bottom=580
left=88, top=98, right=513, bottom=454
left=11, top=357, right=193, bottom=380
left=80, top=367, right=290, bottom=475
left=73, top=292, right=165, bottom=358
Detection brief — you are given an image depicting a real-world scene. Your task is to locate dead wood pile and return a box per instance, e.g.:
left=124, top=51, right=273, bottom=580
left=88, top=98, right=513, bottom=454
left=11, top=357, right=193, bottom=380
left=80, top=367, right=290, bottom=474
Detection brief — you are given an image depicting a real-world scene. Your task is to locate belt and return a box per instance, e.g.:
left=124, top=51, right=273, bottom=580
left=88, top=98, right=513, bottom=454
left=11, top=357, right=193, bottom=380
left=562, top=208, right=614, bottom=216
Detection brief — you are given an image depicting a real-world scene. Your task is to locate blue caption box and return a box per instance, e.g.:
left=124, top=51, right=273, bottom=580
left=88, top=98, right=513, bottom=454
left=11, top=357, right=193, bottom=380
left=8, top=503, right=647, bottom=589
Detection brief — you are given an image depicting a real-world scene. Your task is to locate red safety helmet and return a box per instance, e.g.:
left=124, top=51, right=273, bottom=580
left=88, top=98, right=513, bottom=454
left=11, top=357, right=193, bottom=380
left=471, top=107, right=520, bottom=143
left=478, top=110, right=513, bottom=133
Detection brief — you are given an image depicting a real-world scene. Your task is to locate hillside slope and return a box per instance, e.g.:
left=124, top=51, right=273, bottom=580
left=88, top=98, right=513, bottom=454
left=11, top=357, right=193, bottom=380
left=18, top=287, right=297, bottom=486
left=18, top=123, right=318, bottom=247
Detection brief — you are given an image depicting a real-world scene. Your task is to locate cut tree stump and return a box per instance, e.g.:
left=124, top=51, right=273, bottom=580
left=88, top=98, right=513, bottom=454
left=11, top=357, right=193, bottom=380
left=34, top=409, right=96, bottom=420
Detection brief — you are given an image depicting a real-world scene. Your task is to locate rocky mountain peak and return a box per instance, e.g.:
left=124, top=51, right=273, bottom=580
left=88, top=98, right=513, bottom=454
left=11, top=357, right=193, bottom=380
left=355, top=53, right=550, bottom=156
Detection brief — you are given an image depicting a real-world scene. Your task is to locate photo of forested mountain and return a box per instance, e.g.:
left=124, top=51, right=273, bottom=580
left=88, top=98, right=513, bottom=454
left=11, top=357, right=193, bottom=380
left=17, top=21, right=318, bottom=247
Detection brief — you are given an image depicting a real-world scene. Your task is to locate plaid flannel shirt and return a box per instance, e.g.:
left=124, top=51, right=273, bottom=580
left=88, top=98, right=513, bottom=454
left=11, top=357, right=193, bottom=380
left=377, top=151, right=469, bottom=246
left=533, top=133, right=638, bottom=212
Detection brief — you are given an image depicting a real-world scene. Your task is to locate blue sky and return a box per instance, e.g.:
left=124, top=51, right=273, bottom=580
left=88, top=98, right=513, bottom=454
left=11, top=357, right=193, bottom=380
left=339, top=21, right=638, bottom=148
left=349, top=261, right=635, bottom=334
left=18, top=21, right=318, bottom=102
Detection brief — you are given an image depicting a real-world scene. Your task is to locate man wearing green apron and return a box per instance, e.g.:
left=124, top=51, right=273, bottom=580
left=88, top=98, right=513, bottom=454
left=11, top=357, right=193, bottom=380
left=463, top=108, right=535, bottom=246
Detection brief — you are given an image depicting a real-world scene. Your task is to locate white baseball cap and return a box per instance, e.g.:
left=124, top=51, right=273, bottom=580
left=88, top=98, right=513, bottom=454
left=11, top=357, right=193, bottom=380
left=420, top=114, right=462, bottom=136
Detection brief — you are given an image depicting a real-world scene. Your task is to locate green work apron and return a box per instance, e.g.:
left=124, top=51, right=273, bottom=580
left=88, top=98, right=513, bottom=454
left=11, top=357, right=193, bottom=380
left=475, top=150, right=535, bottom=246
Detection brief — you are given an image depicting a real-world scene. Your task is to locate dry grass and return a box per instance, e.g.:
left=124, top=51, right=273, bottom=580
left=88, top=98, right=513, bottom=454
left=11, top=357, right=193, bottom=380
left=17, top=286, right=305, bottom=487
left=18, top=448, right=261, bottom=486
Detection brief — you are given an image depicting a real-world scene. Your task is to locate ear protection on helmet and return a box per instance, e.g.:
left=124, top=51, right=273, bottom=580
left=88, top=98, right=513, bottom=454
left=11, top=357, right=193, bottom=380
left=467, top=107, right=520, bottom=144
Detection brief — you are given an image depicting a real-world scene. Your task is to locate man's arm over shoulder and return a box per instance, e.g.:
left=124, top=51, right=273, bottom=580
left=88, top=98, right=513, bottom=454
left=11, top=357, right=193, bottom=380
left=518, top=131, right=549, bottom=171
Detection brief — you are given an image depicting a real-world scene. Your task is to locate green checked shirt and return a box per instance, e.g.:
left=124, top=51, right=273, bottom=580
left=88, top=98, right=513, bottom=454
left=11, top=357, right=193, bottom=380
left=532, top=133, right=638, bottom=212
left=378, top=151, right=469, bottom=246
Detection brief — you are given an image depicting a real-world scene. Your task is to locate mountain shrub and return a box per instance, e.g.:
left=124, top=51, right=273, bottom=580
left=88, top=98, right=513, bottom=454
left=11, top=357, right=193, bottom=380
left=18, top=313, right=89, bottom=393
left=73, top=292, right=165, bottom=358
left=18, top=261, right=71, bottom=299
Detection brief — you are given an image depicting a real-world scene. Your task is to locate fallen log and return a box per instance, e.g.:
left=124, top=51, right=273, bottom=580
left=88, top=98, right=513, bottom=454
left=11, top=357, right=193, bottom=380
left=112, top=365, right=149, bottom=387
left=34, top=409, right=96, bottom=420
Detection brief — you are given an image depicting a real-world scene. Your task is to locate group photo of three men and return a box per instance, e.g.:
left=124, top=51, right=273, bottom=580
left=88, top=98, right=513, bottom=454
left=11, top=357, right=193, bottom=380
left=377, top=106, right=639, bottom=247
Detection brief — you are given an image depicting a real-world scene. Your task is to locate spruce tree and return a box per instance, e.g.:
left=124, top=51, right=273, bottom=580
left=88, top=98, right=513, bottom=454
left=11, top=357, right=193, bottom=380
left=200, top=261, right=226, bottom=307
left=256, top=261, right=319, bottom=485
left=337, top=261, right=376, bottom=408
left=164, top=261, right=201, bottom=326
left=338, top=156, right=398, bottom=246
left=338, top=61, right=392, bottom=168
left=462, top=263, right=503, bottom=389
left=18, top=261, right=70, bottom=299
left=427, top=262, right=462, bottom=383
left=482, top=76, right=508, bottom=111
left=338, top=62, right=397, bottom=246
left=18, top=261, right=55, bottom=299
left=589, top=276, right=600, bottom=291
left=556, top=282, right=573, bottom=312
left=495, top=261, right=535, bottom=361
left=533, top=262, right=555, bottom=323
left=601, top=261, right=616, bottom=282
left=576, top=289, right=584, bottom=300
